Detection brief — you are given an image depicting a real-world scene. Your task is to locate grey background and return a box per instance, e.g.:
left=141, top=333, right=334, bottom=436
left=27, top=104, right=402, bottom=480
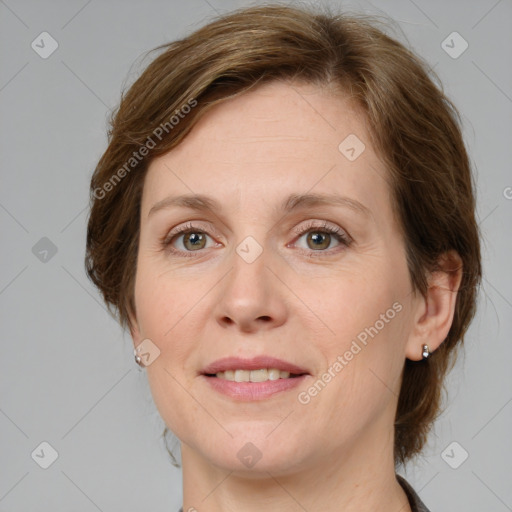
left=1, top=0, right=511, bottom=510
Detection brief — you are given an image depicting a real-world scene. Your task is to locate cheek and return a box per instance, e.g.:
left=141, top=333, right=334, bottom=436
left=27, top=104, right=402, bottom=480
left=298, top=301, right=407, bottom=442
left=133, top=268, right=199, bottom=425
left=135, top=271, right=203, bottom=436
left=145, top=365, right=203, bottom=448
left=307, top=267, right=402, bottom=346
left=304, top=269, right=407, bottom=404
left=133, top=257, right=201, bottom=340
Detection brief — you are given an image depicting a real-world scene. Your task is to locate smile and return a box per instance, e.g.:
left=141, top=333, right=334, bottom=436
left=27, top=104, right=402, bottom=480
left=201, top=373, right=308, bottom=401
left=212, top=368, right=303, bottom=382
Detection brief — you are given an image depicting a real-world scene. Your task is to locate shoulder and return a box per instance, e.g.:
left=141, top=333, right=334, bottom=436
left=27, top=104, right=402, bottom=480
left=396, top=474, right=432, bottom=512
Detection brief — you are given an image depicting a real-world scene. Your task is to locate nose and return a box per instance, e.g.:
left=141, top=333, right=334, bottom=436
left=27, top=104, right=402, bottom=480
left=213, top=244, right=288, bottom=333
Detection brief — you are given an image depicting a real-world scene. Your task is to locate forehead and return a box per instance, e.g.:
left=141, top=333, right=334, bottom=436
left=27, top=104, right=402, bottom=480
left=141, top=80, right=391, bottom=221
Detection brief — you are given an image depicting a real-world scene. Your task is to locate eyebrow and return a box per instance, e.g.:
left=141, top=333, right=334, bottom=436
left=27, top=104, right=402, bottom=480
left=148, top=192, right=372, bottom=219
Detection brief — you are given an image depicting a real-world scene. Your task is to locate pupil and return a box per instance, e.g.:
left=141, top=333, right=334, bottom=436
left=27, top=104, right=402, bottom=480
left=186, top=233, right=204, bottom=249
left=309, top=232, right=329, bottom=249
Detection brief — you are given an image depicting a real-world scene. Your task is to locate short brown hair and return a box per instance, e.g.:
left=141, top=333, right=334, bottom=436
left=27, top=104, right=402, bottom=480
left=85, top=4, right=482, bottom=465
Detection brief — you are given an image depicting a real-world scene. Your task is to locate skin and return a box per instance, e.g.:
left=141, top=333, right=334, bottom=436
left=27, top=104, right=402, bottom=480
left=129, top=80, right=462, bottom=512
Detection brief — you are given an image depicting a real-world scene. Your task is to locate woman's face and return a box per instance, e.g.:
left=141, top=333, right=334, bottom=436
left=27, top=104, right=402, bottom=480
left=130, top=81, right=420, bottom=474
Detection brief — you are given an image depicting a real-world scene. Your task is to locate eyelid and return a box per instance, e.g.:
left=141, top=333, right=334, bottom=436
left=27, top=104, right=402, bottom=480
left=292, top=219, right=348, bottom=237
left=162, top=220, right=220, bottom=244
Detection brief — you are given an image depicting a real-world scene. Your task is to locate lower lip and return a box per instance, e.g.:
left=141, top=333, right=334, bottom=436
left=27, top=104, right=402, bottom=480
left=201, top=374, right=308, bottom=400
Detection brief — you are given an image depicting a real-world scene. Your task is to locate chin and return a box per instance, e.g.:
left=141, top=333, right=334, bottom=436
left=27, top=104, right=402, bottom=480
left=198, top=433, right=310, bottom=476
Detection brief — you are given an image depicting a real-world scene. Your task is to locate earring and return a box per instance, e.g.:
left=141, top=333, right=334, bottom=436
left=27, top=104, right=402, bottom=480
left=422, top=344, right=430, bottom=359
left=134, top=348, right=145, bottom=368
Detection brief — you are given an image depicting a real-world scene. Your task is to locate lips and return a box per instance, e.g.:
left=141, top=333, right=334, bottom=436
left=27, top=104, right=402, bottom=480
left=201, top=355, right=310, bottom=376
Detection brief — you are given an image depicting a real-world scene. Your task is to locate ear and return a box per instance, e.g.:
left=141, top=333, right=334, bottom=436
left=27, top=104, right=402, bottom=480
left=405, top=250, right=463, bottom=361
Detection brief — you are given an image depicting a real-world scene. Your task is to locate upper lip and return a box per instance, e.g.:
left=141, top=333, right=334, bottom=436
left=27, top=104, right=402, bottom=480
left=201, top=356, right=310, bottom=375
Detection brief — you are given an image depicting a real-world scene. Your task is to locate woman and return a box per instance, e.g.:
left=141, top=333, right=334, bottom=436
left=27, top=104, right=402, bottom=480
left=85, top=5, right=481, bottom=511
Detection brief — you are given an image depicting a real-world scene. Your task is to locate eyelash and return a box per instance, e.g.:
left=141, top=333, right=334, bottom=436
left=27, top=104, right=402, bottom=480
left=161, top=221, right=351, bottom=258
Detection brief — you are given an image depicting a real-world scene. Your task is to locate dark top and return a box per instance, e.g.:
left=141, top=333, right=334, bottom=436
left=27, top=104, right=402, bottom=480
left=396, top=474, right=431, bottom=511
left=177, top=474, right=430, bottom=512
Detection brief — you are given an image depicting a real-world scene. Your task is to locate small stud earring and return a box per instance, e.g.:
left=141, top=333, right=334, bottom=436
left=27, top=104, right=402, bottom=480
left=134, top=348, right=145, bottom=368
left=422, top=344, right=430, bottom=359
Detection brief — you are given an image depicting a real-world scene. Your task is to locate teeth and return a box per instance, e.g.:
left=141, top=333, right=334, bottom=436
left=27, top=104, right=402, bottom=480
left=234, top=369, right=250, bottom=382
left=214, top=368, right=294, bottom=382
left=268, top=369, right=282, bottom=381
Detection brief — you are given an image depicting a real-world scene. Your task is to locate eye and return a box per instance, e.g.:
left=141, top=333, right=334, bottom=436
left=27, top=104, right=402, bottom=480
left=291, top=221, right=351, bottom=255
left=161, top=222, right=218, bottom=256
left=161, top=220, right=351, bottom=258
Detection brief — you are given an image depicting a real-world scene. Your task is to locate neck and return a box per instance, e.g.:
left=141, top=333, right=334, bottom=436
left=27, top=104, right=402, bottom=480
left=181, top=424, right=411, bottom=512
